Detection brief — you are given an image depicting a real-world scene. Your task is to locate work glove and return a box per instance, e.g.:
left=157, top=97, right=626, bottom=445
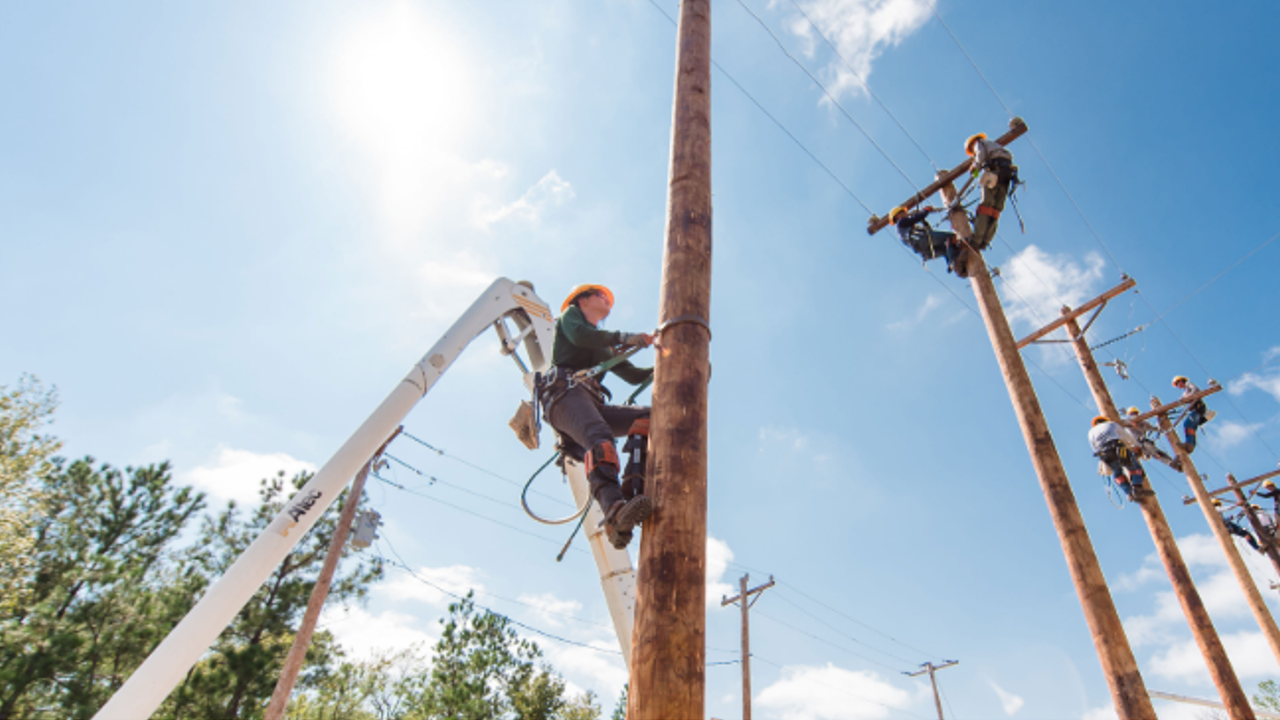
left=618, top=332, right=654, bottom=348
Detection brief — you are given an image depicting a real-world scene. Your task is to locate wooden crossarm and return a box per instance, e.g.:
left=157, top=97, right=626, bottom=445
left=866, top=117, right=1028, bottom=236
left=1017, top=277, right=1136, bottom=348
left=1185, top=466, right=1280, bottom=504
left=1125, top=384, right=1222, bottom=426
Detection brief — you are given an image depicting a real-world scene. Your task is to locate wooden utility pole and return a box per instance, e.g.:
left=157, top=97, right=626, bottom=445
left=1149, top=399, right=1257, bottom=719
left=264, top=427, right=400, bottom=720
left=1188, top=467, right=1280, bottom=578
left=1056, top=294, right=1274, bottom=704
left=631, top=0, right=712, bottom=717
left=923, top=156, right=1157, bottom=719
left=905, top=660, right=958, bottom=720
left=720, top=574, right=774, bottom=720
left=1230, top=475, right=1280, bottom=581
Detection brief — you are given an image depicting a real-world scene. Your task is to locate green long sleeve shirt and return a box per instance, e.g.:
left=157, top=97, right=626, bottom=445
left=551, top=305, right=653, bottom=385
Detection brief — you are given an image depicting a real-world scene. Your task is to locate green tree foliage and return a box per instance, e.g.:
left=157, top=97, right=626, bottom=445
left=158, top=471, right=383, bottom=720
left=0, top=458, right=205, bottom=720
left=610, top=685, right=627, bottom=720
left=0, top=375, right=62, bottom=613
left=286, top=645, right=430, bottom=720
left=408, top=592, right=598, bottom=720
left=1256, top=678, right=1280, bottom=710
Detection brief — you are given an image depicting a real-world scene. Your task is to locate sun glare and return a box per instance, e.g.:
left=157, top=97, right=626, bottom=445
left=331, top=1, right=476, bottom=237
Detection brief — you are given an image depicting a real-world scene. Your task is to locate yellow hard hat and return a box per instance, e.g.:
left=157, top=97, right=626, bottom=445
left=964, top=133, right=987, bottom=156
left=1252, top=504, right=1262, bottom=511
left=1092, top=415, right=1110, bottom=427
left=1213, top=498, right=1223, bottom=507
left=1126, top=407, right=1141, bottom=416
left=560, top=284, right=614, bottom=313
left=889, top=206, right=910, bottom=223
left=1172, top=375, right=1189, bottom=387
left=1265, top=480, right=1276, bottom=489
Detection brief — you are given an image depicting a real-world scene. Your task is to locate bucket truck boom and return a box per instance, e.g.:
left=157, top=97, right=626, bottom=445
left=93, top=277, right=639, bottom=720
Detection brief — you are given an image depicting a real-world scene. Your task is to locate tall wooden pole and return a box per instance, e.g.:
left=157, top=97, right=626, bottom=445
left=1229, top=474, right=1280, bottom=578
left=906, top=661, right=958, bottom=720
left=631, top=0, right=712, bottom=717
left=264, top=428, right=399, bottom=720
left=265, top=463, right=372, bottom=720
left=937, top=181, right=1155, bottom=719
left=1063, top=311, right=1267, bottom=713
left=720, top=574, right=774, bottom=720
left=1148, top=400, right=1260, bottom=719
left=739, top=575, right=751, bottom=720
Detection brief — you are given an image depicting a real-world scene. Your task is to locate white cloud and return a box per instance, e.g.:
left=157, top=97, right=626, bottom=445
left=1149, top=630, right=1280, bottom=685
left=1208, top=420, right=1263, bottom=450
left=184, top=445, right=317, bottom=505
left=887, top=292, right=942, bottom=330
left=474, top=169, right=575, bottom=229
left=537, top=637, right=628, bottom=696
left=759, top=426, right=811, bottom=451
left=319, top=605, right=436, bottom=660
left=707, top=535, right=736, bottom=607
left=756, top=663, right=913, bottom=720
left=1080, top=704, right=1117, bottom=720
left=988, top=679, right=1025, bottom=715
left=384, top=564, right=485, bottom=606
left=516, top=592, right=583, bottom=628
left=999, top=245, right=1106, bottom=333
left=783, top=0, right=934, bottom=101
left=1229, top=367, right=1280, bottom=404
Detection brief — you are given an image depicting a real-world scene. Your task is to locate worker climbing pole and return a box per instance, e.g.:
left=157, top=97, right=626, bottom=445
left=1041, top=290, right=1261, bottom=717
left=869, top=118, right=1157, bottom=720
left=629, top=0, right=712, bottom=716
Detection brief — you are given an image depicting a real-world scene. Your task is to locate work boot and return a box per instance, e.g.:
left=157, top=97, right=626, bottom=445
left=601, top=501, right=635, bottom=550
left=1181, top=441, right=1196, bottom=455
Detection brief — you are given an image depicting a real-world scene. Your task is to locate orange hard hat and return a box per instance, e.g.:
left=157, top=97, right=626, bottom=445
left=561, top=284, right=614, bottom=312
left=964, top=133, right=987, bottom=156
left=1092, top=415, right=1110, bottom=427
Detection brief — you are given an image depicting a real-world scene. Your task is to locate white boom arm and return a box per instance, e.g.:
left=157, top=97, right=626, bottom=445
left=93, top=277, right=639, bottom=719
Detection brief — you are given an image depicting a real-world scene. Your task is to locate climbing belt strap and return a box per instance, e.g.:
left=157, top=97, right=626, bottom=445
left=977, top=205, right=1001, bottom=219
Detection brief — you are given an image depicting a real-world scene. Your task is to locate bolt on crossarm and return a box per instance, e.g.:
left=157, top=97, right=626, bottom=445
left=924, top=162, right=1157, bottom=720
left=1054, top=296, right=1268, bottom=712
left=1149, top=397, right=1258, bottom=718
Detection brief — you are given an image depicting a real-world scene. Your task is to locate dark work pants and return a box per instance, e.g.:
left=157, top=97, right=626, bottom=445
left=546, top=384, right=649, bottom=509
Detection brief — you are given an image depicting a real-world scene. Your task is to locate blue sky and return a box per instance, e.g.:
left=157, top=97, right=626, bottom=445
left=4, top=1, right=1280, bottom=718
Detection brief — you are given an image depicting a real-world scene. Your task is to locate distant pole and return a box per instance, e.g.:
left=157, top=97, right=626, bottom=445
left=935, top=176, right=1155, bottom=719
left=630, top=0, right=712, bottom=717
left=1152, top=399, right=1259, bottom=720
left=1222, top=471, right=1280, bottom=578
left=263, top=428, right=400, bottom=720
left=721, top=574, right=774, bottom=720
left=906, top=661, right=958, bottom=720
left=1061, top=306, right=1266, bottom=711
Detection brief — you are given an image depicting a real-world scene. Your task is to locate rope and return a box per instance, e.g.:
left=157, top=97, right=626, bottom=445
left=521, top=453, right=588, bottom=526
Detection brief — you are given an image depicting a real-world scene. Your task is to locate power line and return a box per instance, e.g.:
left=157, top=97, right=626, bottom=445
left=378, top=541, right=622, bottom=656
left=781, top=0, right=940, bottom=172
left=768, top=590, right=916, bottom=666
left=400, top=431, right=572, bottom=508
left=371, top=471, right=591, bottom=557
left=926, top=1, right=1280, bottom=465
left=732, top=0, right=923, bottom=193
left=641, top=0, right=874, bottom=215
